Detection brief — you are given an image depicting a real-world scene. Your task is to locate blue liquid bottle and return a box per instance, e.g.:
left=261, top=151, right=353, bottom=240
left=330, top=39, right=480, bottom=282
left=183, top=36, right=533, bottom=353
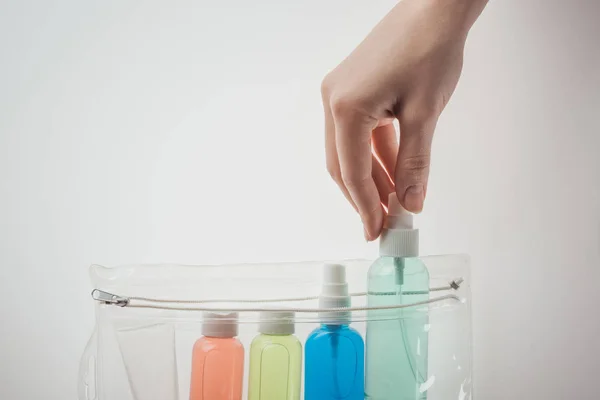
left=365, top=194, right=429, bottom=400
left=305, top=263, right=365, bottom=400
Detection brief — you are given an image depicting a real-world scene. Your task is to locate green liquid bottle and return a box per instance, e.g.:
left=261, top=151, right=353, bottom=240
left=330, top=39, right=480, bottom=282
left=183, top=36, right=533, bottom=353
left=248, top=311, right=302, bottom=400
left=365, top=194, right=430, bottom=400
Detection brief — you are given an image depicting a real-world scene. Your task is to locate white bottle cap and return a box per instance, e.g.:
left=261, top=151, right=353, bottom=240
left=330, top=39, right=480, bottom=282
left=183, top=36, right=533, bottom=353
left=202, top=311, right=239, bottom=338
left=259, top=310, right=295, bottom=335
left=379, top=193, right=419, bottom=257
left=318, top=263, right=351, bottom=325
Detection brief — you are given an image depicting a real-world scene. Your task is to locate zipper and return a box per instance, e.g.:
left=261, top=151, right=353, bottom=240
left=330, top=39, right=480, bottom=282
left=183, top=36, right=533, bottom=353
left=92, top=290, right=129, bottom=307
left=91, top=278, right=464, bottom=312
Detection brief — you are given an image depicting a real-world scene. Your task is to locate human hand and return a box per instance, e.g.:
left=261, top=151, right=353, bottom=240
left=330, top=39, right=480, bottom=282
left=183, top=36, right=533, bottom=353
left=322, top=0, right=487, bottom=240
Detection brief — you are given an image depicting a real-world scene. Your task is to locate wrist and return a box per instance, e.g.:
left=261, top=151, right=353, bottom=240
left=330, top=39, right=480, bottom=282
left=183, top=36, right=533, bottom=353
left=426, top=0, right=488, bottom=37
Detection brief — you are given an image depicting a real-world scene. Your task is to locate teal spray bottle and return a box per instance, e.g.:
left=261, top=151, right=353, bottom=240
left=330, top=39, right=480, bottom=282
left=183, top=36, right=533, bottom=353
left=365, top=193, right=430, bottom=400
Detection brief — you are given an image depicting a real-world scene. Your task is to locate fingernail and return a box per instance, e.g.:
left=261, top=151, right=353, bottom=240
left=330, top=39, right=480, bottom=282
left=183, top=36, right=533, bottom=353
left=364, top=226, right=371, bottom=242
left=404, top=185, right=425, bottom=213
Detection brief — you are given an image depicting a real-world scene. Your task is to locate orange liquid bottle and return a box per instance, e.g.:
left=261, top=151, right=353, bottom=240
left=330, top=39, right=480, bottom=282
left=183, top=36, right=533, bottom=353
left=190, top=312, right=244, bottom=400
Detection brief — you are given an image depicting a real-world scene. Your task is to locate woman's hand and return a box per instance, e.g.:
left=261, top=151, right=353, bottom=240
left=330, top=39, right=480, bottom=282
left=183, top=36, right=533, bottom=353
left=323, top=0, right=487, bottom=240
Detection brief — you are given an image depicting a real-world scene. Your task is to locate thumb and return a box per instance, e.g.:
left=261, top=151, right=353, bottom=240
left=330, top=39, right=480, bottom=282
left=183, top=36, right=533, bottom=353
left=395, top=115, right=437, bottom=213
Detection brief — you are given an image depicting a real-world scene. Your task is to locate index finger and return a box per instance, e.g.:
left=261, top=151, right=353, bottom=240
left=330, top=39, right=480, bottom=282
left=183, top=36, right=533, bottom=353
left=332, top=103, right=383, bottom=240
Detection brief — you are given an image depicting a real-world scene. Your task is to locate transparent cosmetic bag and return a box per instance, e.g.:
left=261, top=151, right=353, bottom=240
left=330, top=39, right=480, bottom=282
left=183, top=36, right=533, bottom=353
left=78, top=255, right=473, bottom=400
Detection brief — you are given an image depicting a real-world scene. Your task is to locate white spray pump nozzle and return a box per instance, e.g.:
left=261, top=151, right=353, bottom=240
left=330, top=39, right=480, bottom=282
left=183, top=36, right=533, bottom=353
left=319, top=263, right=351, bottom=324
left=321, top=263, right=349, bottom=298
left=385, top=193, right=414, bottom=230
left=379, top=193, right=419, bottom=257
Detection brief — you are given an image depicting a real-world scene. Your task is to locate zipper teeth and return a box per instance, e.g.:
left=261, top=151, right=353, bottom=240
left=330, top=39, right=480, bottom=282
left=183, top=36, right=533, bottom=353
left=129, top=293, right=325, bottom=304
left=125, top=280, right=459, bottom=305
left=123, top=294, right=462, bottom=313
left=91, top=278, right=465, bottom=313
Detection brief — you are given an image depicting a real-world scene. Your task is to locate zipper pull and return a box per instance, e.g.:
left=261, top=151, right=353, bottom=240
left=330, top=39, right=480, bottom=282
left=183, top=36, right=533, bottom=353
left=450, top=278, right=464, bottom=290
left=91, top=289, right=129, bottom=307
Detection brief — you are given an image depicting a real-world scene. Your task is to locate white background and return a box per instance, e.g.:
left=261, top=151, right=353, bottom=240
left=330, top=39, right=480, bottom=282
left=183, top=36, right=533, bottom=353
left=1, top=0, right=599, bottom=399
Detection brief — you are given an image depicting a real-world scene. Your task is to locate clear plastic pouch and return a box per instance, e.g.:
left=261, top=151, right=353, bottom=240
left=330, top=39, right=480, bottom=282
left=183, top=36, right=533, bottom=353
left=78, top=255, right=473, bottom=400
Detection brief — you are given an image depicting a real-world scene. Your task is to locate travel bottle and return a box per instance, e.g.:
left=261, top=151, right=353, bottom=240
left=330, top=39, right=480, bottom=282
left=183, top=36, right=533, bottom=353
left=248, top=310, right=302, bottom=400
left=189, top=312, right=244, bottom=400
left=305, top=263, right=365, bottom=400
left=365, top=193, right=430, bottom=400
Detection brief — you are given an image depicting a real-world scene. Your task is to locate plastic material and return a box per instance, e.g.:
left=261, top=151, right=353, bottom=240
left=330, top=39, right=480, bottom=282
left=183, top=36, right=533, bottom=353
left=305, top=325, right=365, bottom=400
left=379, top=193, right=419, bottom=257
left=202, top=311, right=240, bottom=338
left=249, top=311, right=302, bottom=400
left=258, top=311, right=295, bottom=335
left=305, top=263, right=364, bottom=399
left=78, top=257, right=473, bottom=400
left=367, top=199, right=430, bottom=400
left=366, top=256, right=430, bottom=400
left=319, top=263, right=351, bottom=324
left=190, top=312, right=244, bottom=400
